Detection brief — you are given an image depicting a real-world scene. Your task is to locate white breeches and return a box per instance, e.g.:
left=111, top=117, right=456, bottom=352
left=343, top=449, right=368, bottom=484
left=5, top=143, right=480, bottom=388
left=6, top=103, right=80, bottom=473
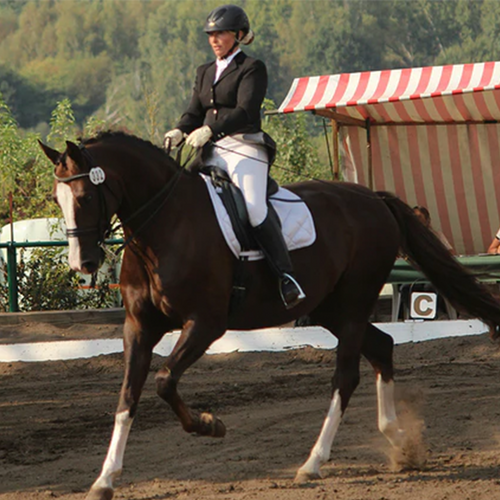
left=206, top=134, right=269, bottom=227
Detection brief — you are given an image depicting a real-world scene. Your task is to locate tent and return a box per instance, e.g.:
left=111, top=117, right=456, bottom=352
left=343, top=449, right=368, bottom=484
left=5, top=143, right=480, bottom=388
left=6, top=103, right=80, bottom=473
left=277, top=61, right=500, bottom=255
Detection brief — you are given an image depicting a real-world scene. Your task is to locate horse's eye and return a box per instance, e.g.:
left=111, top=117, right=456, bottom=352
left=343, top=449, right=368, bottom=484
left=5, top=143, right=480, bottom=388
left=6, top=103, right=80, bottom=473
left=82, top=194, right=93, bottom=204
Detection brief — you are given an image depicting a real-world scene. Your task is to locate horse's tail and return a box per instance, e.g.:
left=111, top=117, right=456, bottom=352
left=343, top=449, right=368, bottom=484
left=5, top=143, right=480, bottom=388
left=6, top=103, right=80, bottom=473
left=378, top=191, right=500, bottom=338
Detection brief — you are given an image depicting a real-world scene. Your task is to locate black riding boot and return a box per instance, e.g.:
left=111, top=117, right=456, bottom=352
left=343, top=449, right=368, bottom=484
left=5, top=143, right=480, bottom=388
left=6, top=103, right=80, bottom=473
left=252, top=210, right=306, bottom=309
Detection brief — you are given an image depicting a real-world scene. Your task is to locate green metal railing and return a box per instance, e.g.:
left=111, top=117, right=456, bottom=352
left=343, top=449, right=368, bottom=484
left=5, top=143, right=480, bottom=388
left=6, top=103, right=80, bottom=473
left=3, top=242, right=500, bottom=313
left=0, top=239, right=123, bottom=312
left=388, top=254, right=500, bottom=284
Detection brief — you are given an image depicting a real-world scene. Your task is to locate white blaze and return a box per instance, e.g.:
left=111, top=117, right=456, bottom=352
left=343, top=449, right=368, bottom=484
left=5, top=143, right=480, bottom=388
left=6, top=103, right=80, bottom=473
left=56, top=183, right=82, bottom=271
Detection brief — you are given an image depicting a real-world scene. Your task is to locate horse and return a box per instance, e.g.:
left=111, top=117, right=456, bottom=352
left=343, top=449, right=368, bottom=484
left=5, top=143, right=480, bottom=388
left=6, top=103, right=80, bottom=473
left=39, top=131, right=500, bottom=500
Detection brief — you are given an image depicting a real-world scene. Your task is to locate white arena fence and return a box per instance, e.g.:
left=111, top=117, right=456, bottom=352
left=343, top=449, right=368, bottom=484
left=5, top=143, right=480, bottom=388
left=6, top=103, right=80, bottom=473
left=0, top=320, right=489, bottom=363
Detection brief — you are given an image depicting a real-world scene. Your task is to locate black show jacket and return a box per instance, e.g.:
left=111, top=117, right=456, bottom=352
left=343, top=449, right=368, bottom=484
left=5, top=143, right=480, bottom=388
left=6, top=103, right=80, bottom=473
left=176, top=51, right=267, bottom=141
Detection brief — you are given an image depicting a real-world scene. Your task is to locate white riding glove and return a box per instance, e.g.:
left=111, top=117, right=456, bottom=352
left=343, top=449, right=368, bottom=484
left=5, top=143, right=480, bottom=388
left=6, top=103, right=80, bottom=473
left=186, top=125, right=213, bottom=148
left=163, top=128, right=184, bottom=149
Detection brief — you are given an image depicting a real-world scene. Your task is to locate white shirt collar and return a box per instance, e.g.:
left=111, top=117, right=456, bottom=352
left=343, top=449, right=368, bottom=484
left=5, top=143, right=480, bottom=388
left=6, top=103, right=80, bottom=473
left=214, top=49, right=241, bottom=83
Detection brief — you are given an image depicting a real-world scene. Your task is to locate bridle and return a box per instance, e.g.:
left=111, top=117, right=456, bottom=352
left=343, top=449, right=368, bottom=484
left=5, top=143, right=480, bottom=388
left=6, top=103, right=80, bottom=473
left=54, top=143, right=185, bottom=254
left=54, top=146, right=111, bottom=245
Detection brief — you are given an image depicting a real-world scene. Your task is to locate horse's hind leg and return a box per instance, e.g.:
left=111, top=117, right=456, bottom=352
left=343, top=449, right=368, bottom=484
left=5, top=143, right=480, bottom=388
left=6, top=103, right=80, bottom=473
left=155, top=318, right=227, bottom=437
left=86, top=316, right=162, bottom=500
left=294, top=258, right=396, bottom=482
left=295, top=301, right=367, bottom=482
left=363, top=323, right=426, bottom=468
left=362, top=323, right=405, bottom=448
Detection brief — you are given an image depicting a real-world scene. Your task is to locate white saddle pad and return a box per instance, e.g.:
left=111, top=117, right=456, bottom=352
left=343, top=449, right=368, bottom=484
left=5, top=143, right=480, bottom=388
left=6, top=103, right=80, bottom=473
left=201, top=174, right=316, bottom=261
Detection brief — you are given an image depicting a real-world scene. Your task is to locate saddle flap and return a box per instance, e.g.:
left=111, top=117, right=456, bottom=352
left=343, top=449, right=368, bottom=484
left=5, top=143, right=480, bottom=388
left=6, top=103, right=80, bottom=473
left=206, top=166, right=255, bottom=250
left=200, top=173, right=316, bottom=261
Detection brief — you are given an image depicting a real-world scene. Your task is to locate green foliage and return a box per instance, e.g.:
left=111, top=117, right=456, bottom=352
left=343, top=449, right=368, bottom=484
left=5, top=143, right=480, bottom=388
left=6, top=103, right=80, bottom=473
left=3, top=0, right=500, bottom=311
left=0, top=63, right=58, bottom=128
left=0, top=92, right=53, bottom=223
left=0, top=247, right=119, bottom=312
left=3, top=0, right=500, bottom=140
left=262, top=99, right=330, bottom=185
left=1, top=0, right=498, bottom=196
left=46, top=98, right=77, bottom=149
left=0, top=95, right=103, bottom=226
left=0, top=93, right=120, bottom=311
left=83, top=114, right=108, bottom=138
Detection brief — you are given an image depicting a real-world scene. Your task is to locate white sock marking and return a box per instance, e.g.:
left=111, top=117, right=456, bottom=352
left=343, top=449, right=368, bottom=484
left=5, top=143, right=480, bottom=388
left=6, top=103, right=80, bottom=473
left=376, top=375, right=404, bottom=447
left=56, top=183, right=82, bottom=270
left=297, top=389, right=342, bottom=478
left=91, top=410, right=133, bottom=490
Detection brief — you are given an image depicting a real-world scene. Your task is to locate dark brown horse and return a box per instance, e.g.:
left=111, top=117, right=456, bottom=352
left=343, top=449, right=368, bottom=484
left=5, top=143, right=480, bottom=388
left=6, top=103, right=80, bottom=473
left=39, top=132, right=500, bottom=500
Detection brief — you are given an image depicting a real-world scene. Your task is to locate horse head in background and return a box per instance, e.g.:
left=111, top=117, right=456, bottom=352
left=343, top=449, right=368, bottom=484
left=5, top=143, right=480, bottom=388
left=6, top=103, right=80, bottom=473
left=39, top=132, right=500, bottom=500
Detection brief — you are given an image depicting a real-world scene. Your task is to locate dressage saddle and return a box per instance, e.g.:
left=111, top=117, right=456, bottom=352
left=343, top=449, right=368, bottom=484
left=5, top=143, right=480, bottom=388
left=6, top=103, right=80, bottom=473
left=200, top=165, right=280, bottom=252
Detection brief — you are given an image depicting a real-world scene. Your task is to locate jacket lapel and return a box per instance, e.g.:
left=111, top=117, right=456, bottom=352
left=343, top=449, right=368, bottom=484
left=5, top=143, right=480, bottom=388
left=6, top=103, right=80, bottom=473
left=205, top=62, right=217, bottom=86
left=214, top=51, right=246, bottom=86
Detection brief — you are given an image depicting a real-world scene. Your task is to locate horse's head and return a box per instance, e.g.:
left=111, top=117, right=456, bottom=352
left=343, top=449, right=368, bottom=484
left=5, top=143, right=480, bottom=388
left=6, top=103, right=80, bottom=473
left=39, top=139, right=110, bottom=275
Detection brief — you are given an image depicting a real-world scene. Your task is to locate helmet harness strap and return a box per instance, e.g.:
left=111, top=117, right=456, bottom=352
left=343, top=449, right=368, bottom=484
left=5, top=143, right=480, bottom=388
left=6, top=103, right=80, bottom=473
left=221, top=33, right=240, bottom=59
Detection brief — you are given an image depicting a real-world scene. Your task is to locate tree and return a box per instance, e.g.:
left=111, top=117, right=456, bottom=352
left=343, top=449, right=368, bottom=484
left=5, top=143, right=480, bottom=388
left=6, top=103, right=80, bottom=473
left=0, top=95, right=80, bottom=224
left=262, top=99, right=328, bottom=186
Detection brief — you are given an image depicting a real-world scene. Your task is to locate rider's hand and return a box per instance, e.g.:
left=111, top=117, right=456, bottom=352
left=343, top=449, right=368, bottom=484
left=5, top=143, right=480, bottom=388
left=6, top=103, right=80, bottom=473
left=163, top=129, right=184, bottom=149
left=185, top=125, right=212, bottom=148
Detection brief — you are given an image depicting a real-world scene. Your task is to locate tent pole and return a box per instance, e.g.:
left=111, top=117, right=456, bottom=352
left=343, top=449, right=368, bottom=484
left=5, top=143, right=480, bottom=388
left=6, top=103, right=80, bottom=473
left=366, top=119, right=373, bottom=190
left=332, top=119, right=339, bottom=180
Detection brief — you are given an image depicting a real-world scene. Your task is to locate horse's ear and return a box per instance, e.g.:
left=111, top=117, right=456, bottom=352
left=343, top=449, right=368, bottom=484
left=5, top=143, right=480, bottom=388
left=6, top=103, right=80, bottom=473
left=65, top=141, right=84, bottom=165
left=38, top=140, right=61, bottom=165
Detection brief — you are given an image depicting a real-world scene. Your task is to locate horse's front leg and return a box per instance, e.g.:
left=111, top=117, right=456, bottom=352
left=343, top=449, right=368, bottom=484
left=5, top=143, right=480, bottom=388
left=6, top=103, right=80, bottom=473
left=86, top=316, right=162, bottom=500
left=155, top=318, right=226, bottom=437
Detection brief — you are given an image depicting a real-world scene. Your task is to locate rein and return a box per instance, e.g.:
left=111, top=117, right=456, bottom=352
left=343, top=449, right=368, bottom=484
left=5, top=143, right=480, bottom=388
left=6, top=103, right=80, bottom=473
left=113, top=166, right=184, bottom=254
left=111, top=143, right=195, bottom=254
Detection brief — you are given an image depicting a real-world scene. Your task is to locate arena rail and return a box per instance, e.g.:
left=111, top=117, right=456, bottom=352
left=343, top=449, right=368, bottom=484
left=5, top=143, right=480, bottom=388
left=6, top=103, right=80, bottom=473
left=387, top=254, right=500, bottom=321
left=389, top=254, right=500, bottom=284
left=2, top=254, right=500, bottom=362
left=2, top=243, right=500, bottom=314
left=0, top=239, right=123, bottom=312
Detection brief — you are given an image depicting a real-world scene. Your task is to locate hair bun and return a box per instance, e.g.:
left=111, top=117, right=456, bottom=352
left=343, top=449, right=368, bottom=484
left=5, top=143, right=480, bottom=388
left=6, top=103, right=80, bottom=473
left=240, top=29, right=254, bottom=45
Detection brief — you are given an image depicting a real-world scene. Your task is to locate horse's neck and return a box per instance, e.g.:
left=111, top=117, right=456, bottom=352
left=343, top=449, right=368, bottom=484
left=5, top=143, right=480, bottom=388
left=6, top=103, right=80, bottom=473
left=89, top=141, right=172, bottom=218
left=109, top=148, right=192, bottom=234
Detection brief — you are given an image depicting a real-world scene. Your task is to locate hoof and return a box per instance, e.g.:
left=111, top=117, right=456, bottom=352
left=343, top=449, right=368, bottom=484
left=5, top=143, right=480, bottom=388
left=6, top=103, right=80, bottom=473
left=199, top=412, right=226, bottom=437
left=85, top=487, right=114, bottom=500
left=294, top=469, right=322, bottom=483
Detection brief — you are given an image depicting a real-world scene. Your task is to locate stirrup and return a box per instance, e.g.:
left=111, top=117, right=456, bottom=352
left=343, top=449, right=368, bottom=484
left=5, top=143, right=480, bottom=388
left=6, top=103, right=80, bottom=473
left=280, top=273, right=306, bottom=310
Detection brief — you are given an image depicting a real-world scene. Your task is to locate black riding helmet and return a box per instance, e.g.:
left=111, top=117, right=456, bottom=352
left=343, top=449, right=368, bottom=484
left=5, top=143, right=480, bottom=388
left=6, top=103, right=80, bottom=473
left=204, top=4, right=254, bottom=45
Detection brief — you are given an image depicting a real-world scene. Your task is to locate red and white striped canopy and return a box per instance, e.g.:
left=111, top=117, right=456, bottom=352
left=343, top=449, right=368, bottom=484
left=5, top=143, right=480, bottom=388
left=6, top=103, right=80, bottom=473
left=278, top=61, right=500, bottom=124
left=277, top=61, right=500, bottom=255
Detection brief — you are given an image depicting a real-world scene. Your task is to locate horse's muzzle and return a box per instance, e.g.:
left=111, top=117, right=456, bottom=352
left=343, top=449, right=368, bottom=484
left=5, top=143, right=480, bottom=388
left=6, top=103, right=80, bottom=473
left=78, top=247, right=104, bottom=275
left=80, top=260, right=100, bottom=275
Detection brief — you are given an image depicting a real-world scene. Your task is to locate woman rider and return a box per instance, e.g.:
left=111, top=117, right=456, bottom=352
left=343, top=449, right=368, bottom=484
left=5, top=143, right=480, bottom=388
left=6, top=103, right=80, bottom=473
left=163, top=4, right=305, bottom=309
